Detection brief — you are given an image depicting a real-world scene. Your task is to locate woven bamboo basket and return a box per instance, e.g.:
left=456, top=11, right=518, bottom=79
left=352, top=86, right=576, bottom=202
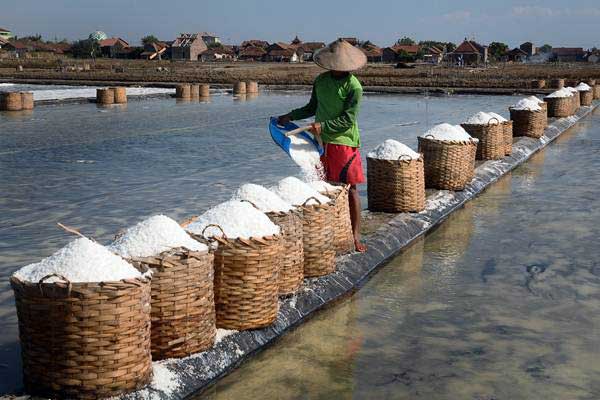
left=579, top=90, right=593, bottom=107
left=367, top=155, right=425, bottom=213
left=595, top=85, right=600, bottom=100
left=190, top=84, right=200, bottom=98
left=501, top=120, right=513, bottom=156
left=509, top=108, right=545, bottom=138
left=540, top=102, right=548, bottom=127
left=418, top=136, right=477, bottom=191
left=233, top=81, right=247, bottom=95
left=461, top=118, right=504, bottom=160
left=543, top=96, right=572, bottom=118
left=266, top=209, right=304, bottom=295
left=176, top=84, right=191, bottom=99
left=96, top=88, right=114, bottom=105
left=2, top=92, right=23, bottom=111
left=246, top=81, right=259, bottom=93
left=550, top=79, right=565, bottom=89
left=531, top=79, right=545, bottom=89
left=20, top=92, right=34, bottom=110
left=10, top=272, right=152, bottom=399
left=129, top=248, right=215, bottom=360
left=189, top=225, right=282, bottom=330
left=572, top=91, right=581, bottom=111
left=112, top=87, right=127, bottom=104
left=301, top=197, right=336, bottom=277
left=322, top=185, right=354, bottom=254
left=200, top=84, right=210, bottom=97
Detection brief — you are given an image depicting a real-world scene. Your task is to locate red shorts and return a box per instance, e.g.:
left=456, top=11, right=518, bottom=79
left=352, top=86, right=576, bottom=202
left=321, top=143, right=366, bottom=185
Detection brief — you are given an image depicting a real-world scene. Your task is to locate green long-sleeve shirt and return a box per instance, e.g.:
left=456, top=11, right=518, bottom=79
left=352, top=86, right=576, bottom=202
left=289, top=72, right=363, bottom=147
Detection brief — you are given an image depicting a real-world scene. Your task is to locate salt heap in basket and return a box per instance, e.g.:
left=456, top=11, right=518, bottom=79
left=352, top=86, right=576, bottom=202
left=271, top=176, right=331, bottom=206
left=367, top=139, right=420, bottom=160
left=186, top=200, right=280, bottom=239
left=109, top=214, right=207, bottom=258
left=422, top=123, right=475, bottom=141
left=232, top=183, right=294, bottom=213
left=13, top=237, right=143, bottom=283
left=511, top=98, right=542, bottom=111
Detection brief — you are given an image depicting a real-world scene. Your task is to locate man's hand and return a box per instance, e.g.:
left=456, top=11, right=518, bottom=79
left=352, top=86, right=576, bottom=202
left=277, top=114, right=291, bottom=126
left=308, top=122, right=322, bottom=136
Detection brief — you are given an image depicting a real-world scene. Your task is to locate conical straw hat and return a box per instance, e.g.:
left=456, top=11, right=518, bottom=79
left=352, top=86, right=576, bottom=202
left=313, top=39, right=367, bottom=72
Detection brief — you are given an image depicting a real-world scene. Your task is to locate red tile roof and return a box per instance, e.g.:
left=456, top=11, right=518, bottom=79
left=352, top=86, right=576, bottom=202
left=454, top=40, right=480, bottom=54
left=387, top=45, right=420, bottom=55
left=239, top=46, right=266, bottom=57
left=99, top=37, right=129, bottom=47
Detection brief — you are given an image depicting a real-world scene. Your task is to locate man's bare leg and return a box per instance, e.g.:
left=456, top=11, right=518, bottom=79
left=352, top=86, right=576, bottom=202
left=348, top=185, right=367, bottom=252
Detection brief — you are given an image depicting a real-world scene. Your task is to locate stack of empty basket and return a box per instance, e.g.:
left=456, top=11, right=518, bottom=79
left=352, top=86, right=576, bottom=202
left=367, top=139, right=425, bottom=213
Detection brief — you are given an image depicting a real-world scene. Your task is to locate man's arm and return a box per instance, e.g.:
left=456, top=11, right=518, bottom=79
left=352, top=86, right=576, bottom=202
left=321, top=85, right=362, bottom=135
left=288, top=86, right=318, bottom=120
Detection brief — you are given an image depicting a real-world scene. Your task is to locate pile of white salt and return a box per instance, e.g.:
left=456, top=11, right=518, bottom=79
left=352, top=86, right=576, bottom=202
left=487, top=112, right=508, bottom=122
left=186, top=200, right=280, bottom=239
left=109, top=215, right=207, bottom=259
left=367, top=139, right=420, bottom=160
left=288, top=134, right=324, bottom=181
left=511, top=98, right=542, bottom=111
left=308, top=180, right=341, bottom=194
left=421, top=123, right=474, bottom=142
left=13, top=237, right=142, bottom=283
left=271, top=176, right=331, bottom=206
left=547, top=88, right=574, bottom=98
left=464, top=111, right=495, bottom=125
left=232, top=183, right=294, bottom=213
left=575, top=83, right=591, bottom=91
left=526, top=96, right=544, bottom=104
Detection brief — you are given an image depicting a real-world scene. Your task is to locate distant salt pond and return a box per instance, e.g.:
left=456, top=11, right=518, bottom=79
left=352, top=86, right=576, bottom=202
left=0, top=90, right=530, bottom=393
left=0, top=83, right=173, bottom=101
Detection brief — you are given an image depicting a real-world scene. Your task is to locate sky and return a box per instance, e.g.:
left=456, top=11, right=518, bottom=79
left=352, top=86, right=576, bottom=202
left=3, top=0, right=599, bottom=48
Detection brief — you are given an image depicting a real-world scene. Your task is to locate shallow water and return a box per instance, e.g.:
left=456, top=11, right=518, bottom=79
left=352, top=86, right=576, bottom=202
left=195, top=111, right=600, bottom=399
left=0, top=90, right=531, bottom=392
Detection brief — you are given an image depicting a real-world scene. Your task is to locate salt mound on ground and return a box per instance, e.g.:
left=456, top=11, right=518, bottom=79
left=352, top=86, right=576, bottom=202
left=464, top=111, right=494, bottom=125
left=512, top=98, right=542, bottom=111
left=186, top=200, right=280, bottom=239
left=575, top=83, right=591, bottom=91
left=232, top=183, right=294, bottom=213
left=526, top=96, right=544, bottom=104
left=288, top=134, right=324, bottom=181
left=309, top=180, right=341, bottom=193
left=13, top=237, right=142, bottom=283
left=547, top=88, right=574, bottom=98
left=367, top=139, right=420, bottom=160
left=271, top=176, right=331, bottom=206
left=421, top=123, right=473, bottom=142
left=487, top=112, right=508, bottom=122
left=109, top=215, right=207, bottom=259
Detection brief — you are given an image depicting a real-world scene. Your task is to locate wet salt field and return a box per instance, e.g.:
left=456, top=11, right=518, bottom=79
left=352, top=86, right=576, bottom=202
left=197, top=110, right=600, bottom=399
left=0, top=86, right=594, bottom=395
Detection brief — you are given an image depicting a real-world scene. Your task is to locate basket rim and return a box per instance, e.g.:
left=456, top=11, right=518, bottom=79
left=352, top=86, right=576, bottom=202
left=508, top=107, right=544, bottom=113
left=366, top=154, right=424, bottom=163
left=10, top=272, right=150, bottom=290
left=418, top=136, right=479, bottom=145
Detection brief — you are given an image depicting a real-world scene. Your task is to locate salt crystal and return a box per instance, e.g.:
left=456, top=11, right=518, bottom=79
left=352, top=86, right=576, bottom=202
left=215, top=328, right=238, bottom=344
left=575, top=83, right=591, bottom=91
left=512, top=98, right=542, bottom=111
left=232, top=183, right=293, bottom=213
left=288, top=134, right=325, bottom=181
left=186, top=200, right=280, bottom=239
left=565, top=86, right=578, bottom=93
left=367, top=139, right=420, bottom=160
left=487, top=112, right=508, bottom=122
left=13, top=237, right=142, bottom=283
left=546, top=88, right=574, bottom=98
left=150, top=364, right=180, bottom=396
left=271, top=176, right=331, bottom=206
left=526, top=96, right=544, bottom=104
left=421, top=123, right=474, bottom=142
left=109, top=215, right=207, bottom=259
left=309, top=180, right=341, bottom=193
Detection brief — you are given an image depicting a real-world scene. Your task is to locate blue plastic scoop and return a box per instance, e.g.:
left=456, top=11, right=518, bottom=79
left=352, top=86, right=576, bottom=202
left=269, top=117, right=324, bottom=157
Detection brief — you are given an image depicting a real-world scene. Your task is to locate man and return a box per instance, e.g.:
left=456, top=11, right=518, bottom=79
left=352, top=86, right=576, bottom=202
left=278, top=39, right=368, bottom=252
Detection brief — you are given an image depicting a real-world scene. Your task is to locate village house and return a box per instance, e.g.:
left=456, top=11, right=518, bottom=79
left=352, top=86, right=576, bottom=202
left=447, top=39, right=488, bottom=66
left=423, top=46, right=444, bottom=64
left=198, top=32, right=220, bottom=46
left=241, top=40, right=269, bottom=49
left=288, top=37, right=325, bottom=61
left=171, top=33, right=208, bottom=61
left=0, top=27, right=13, bottom=40
left=264, top=42, right=302, bottom=62
left=0, top=41, right=28, bottom=58
left=200, top=46, right=235, bottom=62
left=551, top=47, right=586, bottom=62
left=382, top=44, right=420, bottom=63
left=98, top=37, right=129, bottom=58
left=140, top=42, right=168, bottom=60
left=339, top=37, right=359, bottom=46
left=360, top=44, right=383, bottom=63
left=237, top=45, right=267, bottom=61
left=506, top=47, right=528, bottom=63
left=519, top=42, right=536, bottom=57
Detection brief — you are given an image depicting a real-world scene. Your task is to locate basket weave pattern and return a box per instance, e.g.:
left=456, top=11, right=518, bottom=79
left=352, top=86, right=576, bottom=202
left=502, top=121, right=513, bottom=155
left=367, top=156, right=425, bottom=212
left=544, top=97, right=572, bottom=118
left=301, top=202, right=336, bottom=277
left=594, top=85, right=600, bottom=100
left=96, top=88, right=114, bottom=105
left=2, top=92, right=23, bottom=111
left=209, top=235, right=282, bottom=330
left=550, top=78, right=565, bottom=89
left=580, top=90, right=593, bottom=106
left=326, top=186, right=354, bottom=255
left=461, top=122, right=505, bottom=160
left=418, top=137, right=477, bottom=191
left=509, top=109, right=545, bottom=138
left=131, top=249, right=215, bottom=360
left=10, top=275, right=152, bottom=399
left=267, top=211, right=304, bottom=295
